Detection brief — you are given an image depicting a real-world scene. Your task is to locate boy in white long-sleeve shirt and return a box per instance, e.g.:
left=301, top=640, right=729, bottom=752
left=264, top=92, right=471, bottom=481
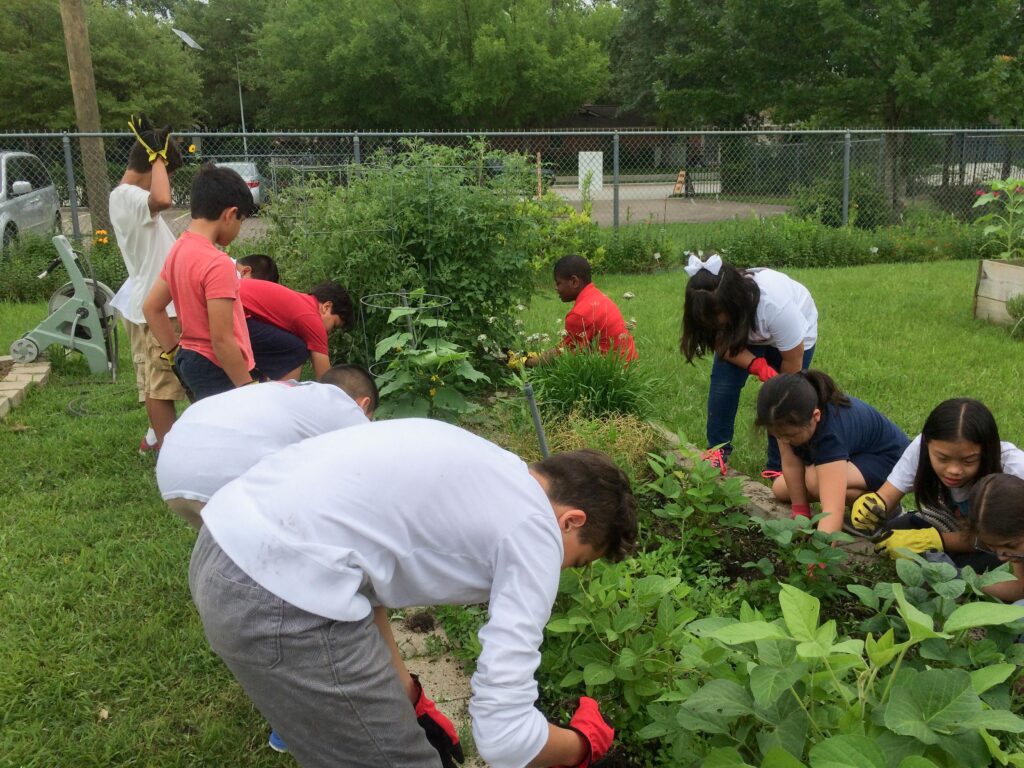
left=190, top=418, right=635, bottom=768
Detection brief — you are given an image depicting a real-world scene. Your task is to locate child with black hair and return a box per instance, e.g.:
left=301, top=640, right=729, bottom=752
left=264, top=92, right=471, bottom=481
left=143, top=163, right=259, bottom=401
left=849, top=398, right=1024, bottom=563
left=109, top=115, right=186, bottom=452
left=236, top=253, right=279, bottom=282
left=755, top=370, right=909, bottom=533
left=527, top=254, right=636, bottom=366
left=239, top=278, right=354, bottom=380
left=967, top=474, right=1024, bottom=603
left=681, top=254, right=818, bottom=476
left=190, top=419, right=634, bottom=768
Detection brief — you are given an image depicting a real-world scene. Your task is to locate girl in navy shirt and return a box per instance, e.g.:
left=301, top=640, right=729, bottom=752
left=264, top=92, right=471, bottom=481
left=755, top=370, right=909, bottom=533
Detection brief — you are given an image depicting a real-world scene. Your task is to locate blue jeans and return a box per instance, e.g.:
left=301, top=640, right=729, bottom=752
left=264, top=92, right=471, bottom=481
left=706, top=344, right=815, bottom=471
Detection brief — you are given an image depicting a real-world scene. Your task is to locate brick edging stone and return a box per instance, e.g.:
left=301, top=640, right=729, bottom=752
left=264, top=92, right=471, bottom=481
left=0, top=356, right=51, bottom=420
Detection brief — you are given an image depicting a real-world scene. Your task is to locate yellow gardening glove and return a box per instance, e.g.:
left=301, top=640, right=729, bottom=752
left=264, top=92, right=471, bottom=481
left=128, top=114, right=170, bottom=164
left=874, top=528, right=943, bottom=559
left=159, top=344, right=179, bottom=366
left=851, top=492, right=886, bottom=532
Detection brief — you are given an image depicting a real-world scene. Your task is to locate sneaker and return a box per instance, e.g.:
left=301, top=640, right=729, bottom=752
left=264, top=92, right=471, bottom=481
left=701, top=448, right=728, bottom=476
left=138, top=437, right=160, bottom=455
left=268, top=730, right=288, bottom=753
left=760, top=469, right=782, bottom=480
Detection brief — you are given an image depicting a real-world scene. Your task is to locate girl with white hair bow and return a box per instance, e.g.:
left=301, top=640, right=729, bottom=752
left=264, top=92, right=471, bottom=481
left=679, top=253, right=818, bottom=477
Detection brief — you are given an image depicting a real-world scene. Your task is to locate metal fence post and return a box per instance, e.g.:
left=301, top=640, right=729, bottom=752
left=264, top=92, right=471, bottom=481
left=612, top=131, right=620, bottom=229
left=353, top=133, right=361, bottom=166
left=62, top=132, right=81, bottom=242
left=841, top=130, right=851, bottom=227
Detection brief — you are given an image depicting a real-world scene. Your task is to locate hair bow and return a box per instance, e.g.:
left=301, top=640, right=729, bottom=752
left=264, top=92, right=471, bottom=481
left=684, top=253, right=723, bottom=277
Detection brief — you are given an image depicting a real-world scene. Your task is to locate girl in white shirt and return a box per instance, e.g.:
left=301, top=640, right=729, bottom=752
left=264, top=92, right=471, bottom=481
left=851, top=398, right=1024, bottom=564
left=680, top=254, right=818, bottom=476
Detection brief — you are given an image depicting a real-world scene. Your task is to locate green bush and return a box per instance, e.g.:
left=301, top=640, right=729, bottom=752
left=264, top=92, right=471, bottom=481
left=0, top=234, right=126, bottom=302
left=598, top=218, right=672, bottom=273
left=792, top=170, right=894, bottom=229
left=526, top=349, right=658, bottom=420
left=265, top=140, right=598, bottom=367
left=693, top=215, right=983, bottom=270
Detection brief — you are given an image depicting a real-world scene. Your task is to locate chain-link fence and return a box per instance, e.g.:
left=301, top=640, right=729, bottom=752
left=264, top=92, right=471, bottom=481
left=2, top=129, right=1022, bottom=239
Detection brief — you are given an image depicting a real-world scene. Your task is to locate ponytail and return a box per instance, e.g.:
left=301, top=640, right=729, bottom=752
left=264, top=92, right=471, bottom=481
left=679, top=259, right=759, bottom=363
left=755, top=370, right=850, bottom=431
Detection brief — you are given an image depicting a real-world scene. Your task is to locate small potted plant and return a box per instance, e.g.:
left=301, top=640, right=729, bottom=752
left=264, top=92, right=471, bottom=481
left=972, top=177, right=1024, bottom=325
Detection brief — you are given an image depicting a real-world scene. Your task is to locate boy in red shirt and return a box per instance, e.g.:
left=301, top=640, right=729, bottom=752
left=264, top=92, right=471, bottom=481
left=143, top=163, right=259, bottom=401
left=239, top=279, right=354, bottom=380
left=528, top=254, right=637, bottom=366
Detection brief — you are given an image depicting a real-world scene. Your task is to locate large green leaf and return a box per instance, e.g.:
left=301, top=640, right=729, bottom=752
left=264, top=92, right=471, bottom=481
left=704, top=747, right=756, bottom=767
left=749, top=662, right=808, bottom=708
left=760, top=747, right=806, bottom=768
left=710, top=621, right=790, bottom=645
left=374, top=330, right=413, bottom=360
left=430, top=386, right=469, bottom=412
left=961, top=709, right=1024, bottom=733
left=895, top=759, right=940, bottom=768
left=808, top=734, right=887, bottom=768
left=891, top=584, right=948, bottom=642
left=582, top=661, right=615, bottom=687
left=453, top=358, right=489, bottom=383
left=676, top=679, right=753, bottom=734
left=943, top=602, right=1024, bottom=633
left=779, top=584, right=820, bottom=642
left=883, top=668, right=983, bottom=745
left=970, top=663, right=1016, bottom=694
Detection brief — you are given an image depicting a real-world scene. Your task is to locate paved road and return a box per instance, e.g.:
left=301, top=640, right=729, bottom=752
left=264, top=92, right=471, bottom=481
left=62, top=183, right=788, bottom=240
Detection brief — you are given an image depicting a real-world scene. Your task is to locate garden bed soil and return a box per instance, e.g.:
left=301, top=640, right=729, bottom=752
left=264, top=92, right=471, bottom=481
left=0, top=360, right=12, bottom=382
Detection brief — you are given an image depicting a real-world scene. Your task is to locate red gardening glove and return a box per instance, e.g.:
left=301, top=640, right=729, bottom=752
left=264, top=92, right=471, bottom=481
left=412, top=676, right=464, bottom=768
left=747, top=357, right=778, bottom=383
left=564, top=696, right=614, bottom=767
left=790, top=504, right=812, bottom=520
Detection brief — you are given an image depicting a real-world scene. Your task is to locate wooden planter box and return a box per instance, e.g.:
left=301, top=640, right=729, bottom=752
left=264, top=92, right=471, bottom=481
left=973, top=259, right=1024, bottom=326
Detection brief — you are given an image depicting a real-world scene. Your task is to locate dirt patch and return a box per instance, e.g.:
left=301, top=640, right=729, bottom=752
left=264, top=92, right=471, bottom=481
left=403, top=609, right=437, bottom=633
left=0, top=360, right=12, bottom=382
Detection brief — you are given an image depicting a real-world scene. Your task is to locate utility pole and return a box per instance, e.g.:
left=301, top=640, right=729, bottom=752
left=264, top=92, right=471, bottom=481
left=59, top=0, right=110, bottom=234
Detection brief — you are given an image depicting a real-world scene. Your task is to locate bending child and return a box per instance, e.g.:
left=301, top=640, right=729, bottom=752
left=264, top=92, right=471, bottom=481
left=966, top=474, right=1024, bottom=603
left=680, top=254, right=817, bottom=476
left=849, top=398, right=1024, bottom=565
left=239, top=278, right=354, bottom=380
left=190, top=419, right=634, bottom=768
left=755, top=370, right=909, bottom=533
left=235, top=253, right=279, bottom=282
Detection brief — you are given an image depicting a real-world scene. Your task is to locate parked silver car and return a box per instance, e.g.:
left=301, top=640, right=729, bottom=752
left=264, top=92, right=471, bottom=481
left=0, top=151, right=61, bottom=250
left=216, top=161, right=268, bottom=207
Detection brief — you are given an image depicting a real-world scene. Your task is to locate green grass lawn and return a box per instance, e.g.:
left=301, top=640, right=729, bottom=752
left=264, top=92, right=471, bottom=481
left=1, top=258, right=1023, bottom=764
left=521, top=259, right=1024, bottom=478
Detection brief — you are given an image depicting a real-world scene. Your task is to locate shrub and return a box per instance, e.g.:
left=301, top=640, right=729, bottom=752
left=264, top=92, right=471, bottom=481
left=0, top=234, right=126, bottom=302
left=598, top=218, right=672, bottom=273
left=695, top=215, right=982, bottom=270
left=265, top=140, right=598, bottom=368
left=792, top=169, right=894, bottom=229
left=526, top=349, right=659, bottom=420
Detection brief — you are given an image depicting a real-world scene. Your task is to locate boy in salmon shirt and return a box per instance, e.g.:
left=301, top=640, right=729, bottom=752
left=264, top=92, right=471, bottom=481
left=143, top=163, right=259, bottom=401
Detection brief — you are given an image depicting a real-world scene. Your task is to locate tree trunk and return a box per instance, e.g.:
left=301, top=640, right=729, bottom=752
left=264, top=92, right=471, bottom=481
left=59, top=0, right=110, bottom=235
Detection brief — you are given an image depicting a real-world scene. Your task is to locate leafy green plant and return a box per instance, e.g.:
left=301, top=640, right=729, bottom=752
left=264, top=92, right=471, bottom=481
left=643, top=583, right=1024, bottom=767
left=973, top=178, right=1024, bottom=261
left=373, top=299, right=489, bottom=420
left=523, top=346, right=659, bottom=419
left=0, top=233, right=126, bottom=302
left=793, top=170, right=894, bottom=230
left=266, top=139, right=595, bottom=367
left=599, top=216, right=672, bottom=273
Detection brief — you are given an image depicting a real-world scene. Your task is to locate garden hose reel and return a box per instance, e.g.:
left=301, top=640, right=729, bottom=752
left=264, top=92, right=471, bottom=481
left=9, top=235, right=118, bottom=379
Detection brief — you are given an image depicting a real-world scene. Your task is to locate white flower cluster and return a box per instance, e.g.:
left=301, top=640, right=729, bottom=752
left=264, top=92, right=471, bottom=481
left=622, top=291, right=635, bottom=300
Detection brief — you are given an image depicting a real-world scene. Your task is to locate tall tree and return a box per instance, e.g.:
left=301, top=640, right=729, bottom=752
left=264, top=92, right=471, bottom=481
left=0, top=0, right=201, bottom=131
left=611, top=0, right=1023, bottom=129
left=255, top=0, right=610, bottom=129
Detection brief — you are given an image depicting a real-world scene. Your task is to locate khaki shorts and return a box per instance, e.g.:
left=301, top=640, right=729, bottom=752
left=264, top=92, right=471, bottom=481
left=124, top=319, right=186, bottom=402
left=167, top=498, right=205, bottom=530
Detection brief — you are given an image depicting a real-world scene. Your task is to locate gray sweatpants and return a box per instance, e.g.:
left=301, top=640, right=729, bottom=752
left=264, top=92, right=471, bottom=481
left=189, top=527, right=442, bottom=768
